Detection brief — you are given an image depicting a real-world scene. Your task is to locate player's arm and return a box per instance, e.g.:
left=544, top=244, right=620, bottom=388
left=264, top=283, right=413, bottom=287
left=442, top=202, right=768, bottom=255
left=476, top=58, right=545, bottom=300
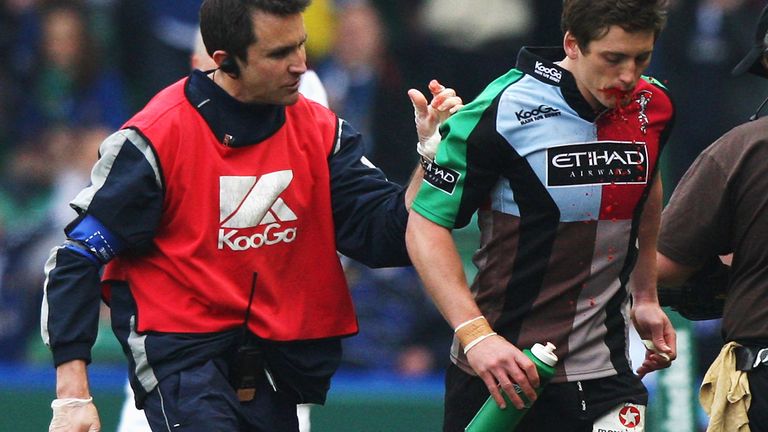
left=406, top=212, right=539, bottom=410
left=629, top=174, right=677, bottom=377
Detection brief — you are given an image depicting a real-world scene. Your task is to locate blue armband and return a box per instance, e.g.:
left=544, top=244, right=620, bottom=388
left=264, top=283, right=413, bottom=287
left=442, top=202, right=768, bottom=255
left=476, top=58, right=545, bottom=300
left=65, top=214, right=124, bottom=264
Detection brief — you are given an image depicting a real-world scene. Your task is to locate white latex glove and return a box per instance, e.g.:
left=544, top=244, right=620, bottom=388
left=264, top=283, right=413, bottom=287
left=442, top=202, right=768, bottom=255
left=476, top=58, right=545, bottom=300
left=50, top=397, right=101, bottom=432
left=408, top=79, right=463, bottom=161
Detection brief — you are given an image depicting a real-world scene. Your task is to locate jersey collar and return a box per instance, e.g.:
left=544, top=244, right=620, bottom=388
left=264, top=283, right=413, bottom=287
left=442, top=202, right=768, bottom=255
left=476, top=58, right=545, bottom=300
left=184, top=69, right=287, bottom=147
left=516, top=47, right=598, bottom=122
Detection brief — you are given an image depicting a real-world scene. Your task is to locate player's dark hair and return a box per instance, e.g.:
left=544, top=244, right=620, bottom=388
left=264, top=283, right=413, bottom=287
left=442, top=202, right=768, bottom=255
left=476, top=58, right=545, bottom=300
left=561, top=0, right=668, bottom=51
left=199, top=0, right=310, bottom=63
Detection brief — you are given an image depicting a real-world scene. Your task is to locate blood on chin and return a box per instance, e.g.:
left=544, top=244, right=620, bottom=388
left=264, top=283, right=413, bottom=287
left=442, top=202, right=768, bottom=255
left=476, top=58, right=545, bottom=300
left=599, top=87, right=632, bottom=110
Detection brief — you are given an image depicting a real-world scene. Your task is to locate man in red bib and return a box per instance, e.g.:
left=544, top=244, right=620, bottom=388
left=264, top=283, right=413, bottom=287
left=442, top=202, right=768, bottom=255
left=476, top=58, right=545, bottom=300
left=42, top=1, right=461, bottom=430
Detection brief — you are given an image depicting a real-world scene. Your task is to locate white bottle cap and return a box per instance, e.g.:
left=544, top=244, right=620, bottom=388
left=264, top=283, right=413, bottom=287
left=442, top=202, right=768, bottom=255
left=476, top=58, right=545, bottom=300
left=531, top=342, right=558, bottom=367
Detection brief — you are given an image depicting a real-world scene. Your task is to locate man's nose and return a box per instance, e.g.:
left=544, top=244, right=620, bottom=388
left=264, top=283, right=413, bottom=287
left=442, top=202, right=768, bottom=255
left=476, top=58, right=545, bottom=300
left=618, top=63, right=639, bottom=88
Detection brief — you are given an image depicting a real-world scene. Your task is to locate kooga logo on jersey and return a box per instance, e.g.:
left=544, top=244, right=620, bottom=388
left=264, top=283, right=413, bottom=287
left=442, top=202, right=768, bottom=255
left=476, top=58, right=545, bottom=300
left=516, top=104, right=561, bottom=125
left=534, top=61, right=562, bottom=83
left=547, top=142, right=649, bottom=187
left=218, top=172, right=298, bottom=251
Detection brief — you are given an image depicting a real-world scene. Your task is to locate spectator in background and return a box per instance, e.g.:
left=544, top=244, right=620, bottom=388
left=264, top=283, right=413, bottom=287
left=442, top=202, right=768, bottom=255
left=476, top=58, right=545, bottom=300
left=651, top=0, right=767, bottom=189
left=340, top=259, right=452, bottom=376
left=316, top=0, right=383, bottom=151
left=114, top=0, right=202, bottom=109
left=415, top=0, right=535, bottom=100
left=16, top=1, right=129, bottom=140
left=301, top=0, right=336, bottom=63
left=0, top=123, right=108, bottom=364
left=315, top=0, right=415, bottom=185
left=0, top=136, right=59, bottom=362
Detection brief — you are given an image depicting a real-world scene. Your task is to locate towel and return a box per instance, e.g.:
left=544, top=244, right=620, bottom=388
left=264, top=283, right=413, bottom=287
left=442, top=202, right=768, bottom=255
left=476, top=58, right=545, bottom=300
left=700, top=341, right=751, bottom=432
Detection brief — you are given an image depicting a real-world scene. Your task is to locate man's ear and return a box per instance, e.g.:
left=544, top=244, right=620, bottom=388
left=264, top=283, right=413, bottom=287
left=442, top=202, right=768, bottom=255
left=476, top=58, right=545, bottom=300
left=211, top=50, right=230, bottom=69
left=563, top=31, right=581, bottom=59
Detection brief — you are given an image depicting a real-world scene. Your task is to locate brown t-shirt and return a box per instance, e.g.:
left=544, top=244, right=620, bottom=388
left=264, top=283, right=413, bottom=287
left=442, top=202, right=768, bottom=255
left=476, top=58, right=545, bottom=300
left=659, top=116, right=768, bottom=342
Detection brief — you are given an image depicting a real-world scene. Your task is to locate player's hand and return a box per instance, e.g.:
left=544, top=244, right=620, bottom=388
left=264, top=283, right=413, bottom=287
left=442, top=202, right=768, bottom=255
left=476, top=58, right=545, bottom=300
left=465, top=335, right=540, bottom=409
left=408, top=79, right=463, bottom=160
left=49, top=397, right=101, bottom=432
left=632, top=301, right=676, bottom=378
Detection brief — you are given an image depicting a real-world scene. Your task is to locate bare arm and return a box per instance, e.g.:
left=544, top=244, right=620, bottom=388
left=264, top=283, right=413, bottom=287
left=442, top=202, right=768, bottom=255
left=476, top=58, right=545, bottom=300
left=404, top=166, right=424, bottom=211
left=631, top=175, right=663, bottom=305
left=630, top=175, right=677, bottom=378
left=56, top=360, right=91, bottom=398
left=49, top=360, right=100, bottom=431
left=406, top=211, right=539, bottom=409
left=657, top=252, right=699, bottom=287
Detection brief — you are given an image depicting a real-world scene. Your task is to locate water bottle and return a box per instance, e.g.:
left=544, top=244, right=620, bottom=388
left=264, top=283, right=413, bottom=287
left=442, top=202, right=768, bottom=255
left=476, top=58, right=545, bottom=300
left=464, top=342, right=558, bottom=432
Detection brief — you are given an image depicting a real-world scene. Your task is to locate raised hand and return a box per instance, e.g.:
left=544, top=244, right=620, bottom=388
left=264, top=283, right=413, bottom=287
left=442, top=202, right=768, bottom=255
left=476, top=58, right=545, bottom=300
left=407, top=79, right=463, bottom=160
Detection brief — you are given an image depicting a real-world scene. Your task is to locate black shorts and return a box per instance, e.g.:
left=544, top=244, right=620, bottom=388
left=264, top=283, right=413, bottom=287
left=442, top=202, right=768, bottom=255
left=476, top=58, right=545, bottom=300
left=142, top=358, right=299, bottom=432
left=748, top=366, right=768, bottom=431
left=443, top=363, right=647, bottom=432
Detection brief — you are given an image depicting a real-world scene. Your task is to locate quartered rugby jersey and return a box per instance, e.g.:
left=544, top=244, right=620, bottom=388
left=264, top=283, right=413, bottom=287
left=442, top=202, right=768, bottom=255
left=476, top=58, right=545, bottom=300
left=412, top=47, right=674, bottom=383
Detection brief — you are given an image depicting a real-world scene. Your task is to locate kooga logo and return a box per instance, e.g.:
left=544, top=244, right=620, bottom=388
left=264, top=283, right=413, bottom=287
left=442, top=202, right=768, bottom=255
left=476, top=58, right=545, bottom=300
left=516, top=104, right=561, bottom=125
left=534, top=61, right=562, bottom=83
left=218, top=172, right=298, bottom=251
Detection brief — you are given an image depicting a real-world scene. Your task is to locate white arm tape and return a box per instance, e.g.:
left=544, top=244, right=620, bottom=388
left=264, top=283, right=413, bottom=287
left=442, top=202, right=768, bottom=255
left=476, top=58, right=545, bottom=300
left=463, top=332, right=498, bottom=354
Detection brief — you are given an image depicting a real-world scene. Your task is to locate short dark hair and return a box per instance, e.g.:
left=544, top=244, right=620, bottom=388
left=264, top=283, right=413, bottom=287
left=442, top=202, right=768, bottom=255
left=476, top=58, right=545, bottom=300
left=200, top=0, right=310, bottom=62
left=561, top=0, right=668, bottom=51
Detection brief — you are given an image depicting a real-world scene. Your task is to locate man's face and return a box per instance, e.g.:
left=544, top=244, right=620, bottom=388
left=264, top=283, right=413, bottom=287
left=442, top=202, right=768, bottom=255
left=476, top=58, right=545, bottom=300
left=236, top=11, right=307, bottom=105
left=566, top=26, right=655, bottom=111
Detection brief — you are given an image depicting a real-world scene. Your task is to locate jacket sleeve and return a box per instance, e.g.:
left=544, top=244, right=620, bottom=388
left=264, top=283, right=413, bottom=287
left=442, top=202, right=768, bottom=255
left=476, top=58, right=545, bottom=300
left=329, top=119, right=411, bottom=268
left=41, top=128, right=163, bottom=366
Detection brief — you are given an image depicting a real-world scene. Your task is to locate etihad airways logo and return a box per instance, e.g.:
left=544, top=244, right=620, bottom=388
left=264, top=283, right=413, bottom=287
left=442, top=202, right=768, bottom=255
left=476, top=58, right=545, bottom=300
left=547, top=142, right=649, bottom=187
left=218, top=172, right=298, bottom=251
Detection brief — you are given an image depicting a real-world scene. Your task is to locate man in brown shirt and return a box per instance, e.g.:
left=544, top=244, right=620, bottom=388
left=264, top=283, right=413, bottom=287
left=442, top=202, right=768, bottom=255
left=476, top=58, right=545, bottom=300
left=657, top=4, right=768, bottom=430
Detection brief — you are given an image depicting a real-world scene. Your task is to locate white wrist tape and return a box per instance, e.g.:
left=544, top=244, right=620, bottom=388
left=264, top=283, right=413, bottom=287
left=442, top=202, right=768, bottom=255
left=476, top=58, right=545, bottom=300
left=463, top=332, right=498, bottom=354
left=51, top=397, right=93, bottom=408
left=417, top=130, right=441, bottom=162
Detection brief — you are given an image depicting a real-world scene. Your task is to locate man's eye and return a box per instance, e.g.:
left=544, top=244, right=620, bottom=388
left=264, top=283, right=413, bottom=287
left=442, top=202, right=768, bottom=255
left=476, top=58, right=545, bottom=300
left=636, top=54, right=651, bottom=64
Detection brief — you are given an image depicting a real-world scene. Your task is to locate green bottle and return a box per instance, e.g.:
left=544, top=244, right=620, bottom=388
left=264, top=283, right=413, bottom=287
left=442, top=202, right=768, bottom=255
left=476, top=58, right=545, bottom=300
left=464, top=342, right=558, bottom=432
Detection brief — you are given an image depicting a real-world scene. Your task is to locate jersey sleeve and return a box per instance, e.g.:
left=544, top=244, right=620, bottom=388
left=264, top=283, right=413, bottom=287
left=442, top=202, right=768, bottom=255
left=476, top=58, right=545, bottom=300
left=41, top=128, right=164, bottom=366
left=411, top=100, right=505, bottom=229
left=658, top=150, right=732, bottom=266
left=329, top=119, right=410, bottom=268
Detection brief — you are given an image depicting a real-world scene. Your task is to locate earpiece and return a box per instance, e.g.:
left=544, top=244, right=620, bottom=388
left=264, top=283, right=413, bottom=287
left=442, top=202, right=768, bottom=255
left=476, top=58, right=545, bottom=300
left=219, top=56, right=240, bottom=78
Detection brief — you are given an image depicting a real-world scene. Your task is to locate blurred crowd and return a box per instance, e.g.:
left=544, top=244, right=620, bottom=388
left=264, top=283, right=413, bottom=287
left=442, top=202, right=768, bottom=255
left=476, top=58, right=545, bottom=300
left=0, top=0, right=767, bottom=383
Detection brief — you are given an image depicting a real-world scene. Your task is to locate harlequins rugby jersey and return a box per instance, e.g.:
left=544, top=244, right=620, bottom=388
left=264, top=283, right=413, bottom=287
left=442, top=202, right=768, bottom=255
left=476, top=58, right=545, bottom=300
left=412, top=47, right=674, bottom=382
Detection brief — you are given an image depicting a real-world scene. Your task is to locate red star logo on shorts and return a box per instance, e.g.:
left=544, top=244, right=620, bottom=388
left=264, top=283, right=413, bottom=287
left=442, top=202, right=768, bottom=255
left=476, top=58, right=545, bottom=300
left=619, top=405, right=641, bottom=428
